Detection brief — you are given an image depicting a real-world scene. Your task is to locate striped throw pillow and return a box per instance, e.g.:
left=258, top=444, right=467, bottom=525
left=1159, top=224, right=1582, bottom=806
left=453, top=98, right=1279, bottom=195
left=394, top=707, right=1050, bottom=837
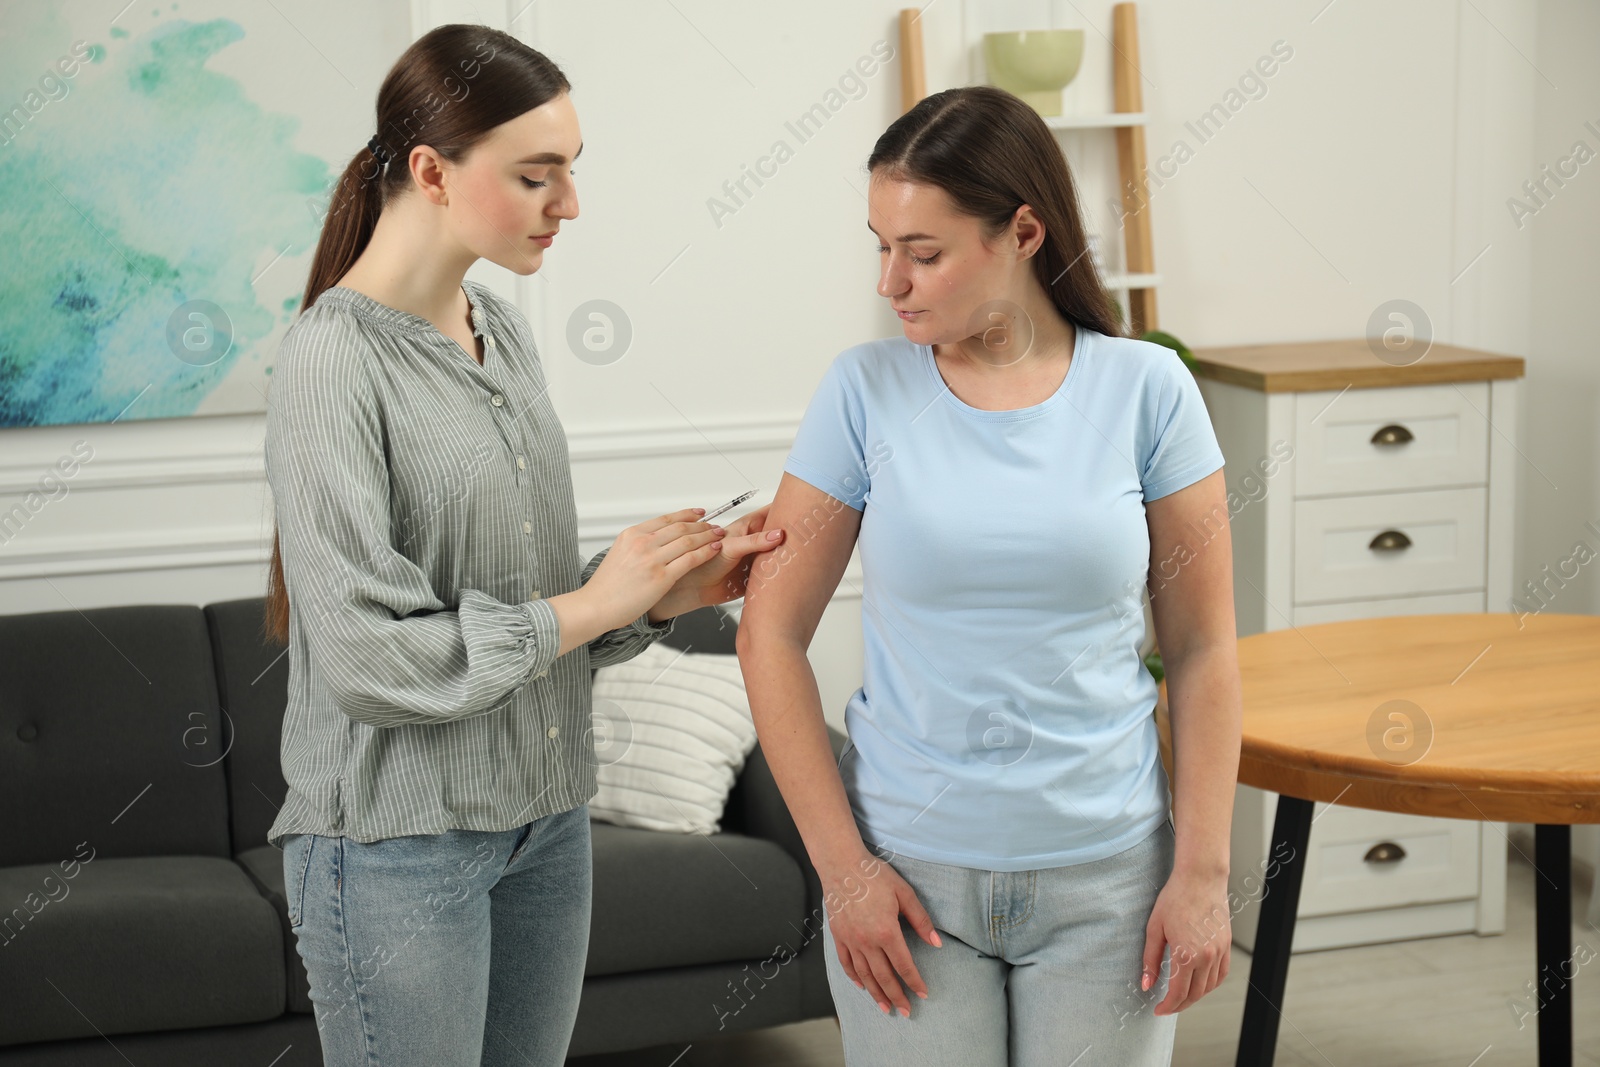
left=587, top=640, right=757, bottom=834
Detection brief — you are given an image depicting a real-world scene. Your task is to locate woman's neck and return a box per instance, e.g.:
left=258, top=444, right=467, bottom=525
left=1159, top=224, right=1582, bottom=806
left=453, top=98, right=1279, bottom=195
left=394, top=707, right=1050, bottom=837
left=940, top=297, right=1076, bottom=376
left=337, top=203, right=477, bottom=330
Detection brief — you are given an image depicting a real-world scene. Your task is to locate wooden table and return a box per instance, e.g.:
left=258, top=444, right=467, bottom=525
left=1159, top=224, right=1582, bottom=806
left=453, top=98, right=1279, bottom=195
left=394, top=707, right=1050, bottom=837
left=1156, top=613, right=1600, bottom=1066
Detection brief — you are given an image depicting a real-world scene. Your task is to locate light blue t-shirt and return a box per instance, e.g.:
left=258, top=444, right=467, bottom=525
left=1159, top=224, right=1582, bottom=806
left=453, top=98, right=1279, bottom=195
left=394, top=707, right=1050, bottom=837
left=781, top=326, right=1226, bottom=871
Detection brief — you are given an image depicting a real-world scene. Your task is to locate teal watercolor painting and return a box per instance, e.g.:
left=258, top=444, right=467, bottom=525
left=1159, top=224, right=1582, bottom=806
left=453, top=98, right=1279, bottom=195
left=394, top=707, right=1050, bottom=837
left=0, top=3, right=339, bottom=428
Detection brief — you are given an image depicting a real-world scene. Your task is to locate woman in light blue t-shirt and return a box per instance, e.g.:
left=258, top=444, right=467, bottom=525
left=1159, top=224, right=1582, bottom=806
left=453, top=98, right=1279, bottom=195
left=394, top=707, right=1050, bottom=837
left=739, top=85, right=1244, bottom=1065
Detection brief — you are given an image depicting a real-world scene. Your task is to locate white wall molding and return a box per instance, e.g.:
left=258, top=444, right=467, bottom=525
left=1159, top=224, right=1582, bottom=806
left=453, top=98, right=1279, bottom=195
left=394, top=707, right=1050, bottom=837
left=0, top=411, right=812, bottom=590
left=0, top=412, right=799, bottom=492
left=0, top=520, right=863, bottom=600
left=565, top=415, right=800, bottom=462
left=0, top=529, right=267, bottom=582
left=0, top=414, right=266, bottom=495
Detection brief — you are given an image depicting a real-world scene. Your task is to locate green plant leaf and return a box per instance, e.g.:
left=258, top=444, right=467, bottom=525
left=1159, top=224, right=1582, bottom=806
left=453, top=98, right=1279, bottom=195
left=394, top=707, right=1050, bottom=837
left=1140, top=329, right=1199, bottom=375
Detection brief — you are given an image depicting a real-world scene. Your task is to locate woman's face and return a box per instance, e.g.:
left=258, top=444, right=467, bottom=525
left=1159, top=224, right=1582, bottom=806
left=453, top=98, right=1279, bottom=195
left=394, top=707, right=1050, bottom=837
left=443, top=92, right=582, bottom=275
left=868, top=172, right=1036, bottom=349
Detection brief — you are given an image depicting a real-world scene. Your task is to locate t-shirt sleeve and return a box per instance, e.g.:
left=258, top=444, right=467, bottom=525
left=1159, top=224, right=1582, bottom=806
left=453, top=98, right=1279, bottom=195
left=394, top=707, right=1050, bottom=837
left=782, top=354, right=870, bottom=511
left=1140, top=354, right=1226, bottom=502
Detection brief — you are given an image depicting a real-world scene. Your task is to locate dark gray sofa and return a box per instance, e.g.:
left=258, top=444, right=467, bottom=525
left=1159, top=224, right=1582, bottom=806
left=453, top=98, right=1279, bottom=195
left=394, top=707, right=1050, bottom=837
left=0, top=597, right=843, bottom=1064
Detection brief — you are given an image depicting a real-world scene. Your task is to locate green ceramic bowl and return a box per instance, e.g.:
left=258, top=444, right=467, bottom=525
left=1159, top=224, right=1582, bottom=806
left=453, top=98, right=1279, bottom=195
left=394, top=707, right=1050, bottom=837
left=982, top=29, right=1085, bottom=116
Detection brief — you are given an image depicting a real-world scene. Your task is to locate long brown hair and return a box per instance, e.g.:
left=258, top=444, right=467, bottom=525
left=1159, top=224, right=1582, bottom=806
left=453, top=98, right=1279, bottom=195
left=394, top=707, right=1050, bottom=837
left=263, top=24, right=571, bottom=646
left=866, top=85, right=1124, bottom=340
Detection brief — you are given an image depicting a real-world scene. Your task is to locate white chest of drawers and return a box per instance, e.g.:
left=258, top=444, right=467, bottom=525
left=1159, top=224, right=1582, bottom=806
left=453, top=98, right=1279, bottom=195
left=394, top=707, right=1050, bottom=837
left=1188, top=339, right=1525, bottom=952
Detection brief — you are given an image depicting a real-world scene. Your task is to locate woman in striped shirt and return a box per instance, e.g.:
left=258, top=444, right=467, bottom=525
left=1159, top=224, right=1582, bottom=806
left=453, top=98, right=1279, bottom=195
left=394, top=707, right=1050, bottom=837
left=262, top=24, right=785, bottom=1067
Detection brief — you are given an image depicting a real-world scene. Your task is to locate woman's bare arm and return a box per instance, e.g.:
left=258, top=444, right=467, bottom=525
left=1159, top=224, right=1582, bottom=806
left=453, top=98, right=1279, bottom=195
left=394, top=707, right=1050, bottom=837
left=739, top=473, right=941, bottom=1018
left=1145, top=468, right=1242, bottom=878
left=735, top=472, right=872, bottom=881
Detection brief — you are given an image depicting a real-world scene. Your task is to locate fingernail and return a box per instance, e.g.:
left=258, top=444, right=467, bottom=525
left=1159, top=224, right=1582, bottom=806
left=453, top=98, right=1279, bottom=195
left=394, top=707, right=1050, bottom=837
left=932, top=932, right=943, bottom=947
left=694, top=508, right=705, bottom=514
left=899, top=1006, right=910, bottom=1018
left=878, top=1002, right=890, bottom=1015
left=917, top=991, right=928, bottom=999
left=1141, top=971, right=1151, bottom=991
left=766, top=529, right=782, bottom=540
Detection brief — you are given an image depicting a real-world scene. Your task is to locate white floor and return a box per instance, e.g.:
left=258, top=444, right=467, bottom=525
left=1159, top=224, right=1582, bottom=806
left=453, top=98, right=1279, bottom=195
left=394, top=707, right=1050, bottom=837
left=569, top=846, right=1599, bottom=1066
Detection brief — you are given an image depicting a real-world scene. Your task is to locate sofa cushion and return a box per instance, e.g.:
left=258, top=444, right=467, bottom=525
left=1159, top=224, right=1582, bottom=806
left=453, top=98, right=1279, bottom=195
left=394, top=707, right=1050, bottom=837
left=654, top=603, right=739, bottom=655
left=586, top=820, right=805, bottom=977
left=0, top=855, right=285, bottom=1046
left=203, top=597, right=293, bottom=856
left=234, top=845, right=314, bottom=1015
left=0, top=605, right=232, bottom=866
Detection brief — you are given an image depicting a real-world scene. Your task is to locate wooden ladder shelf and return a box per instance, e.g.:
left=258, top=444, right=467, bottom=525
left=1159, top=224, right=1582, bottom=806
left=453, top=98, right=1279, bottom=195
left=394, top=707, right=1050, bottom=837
left=897, top=3, right=1160, bottom=334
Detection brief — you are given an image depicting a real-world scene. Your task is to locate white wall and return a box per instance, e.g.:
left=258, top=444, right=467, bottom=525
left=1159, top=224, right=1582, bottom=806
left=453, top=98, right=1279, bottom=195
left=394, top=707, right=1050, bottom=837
left=1, top=3, right=1594, bottom=818
left=1530, top=0, right=1600, bottom=884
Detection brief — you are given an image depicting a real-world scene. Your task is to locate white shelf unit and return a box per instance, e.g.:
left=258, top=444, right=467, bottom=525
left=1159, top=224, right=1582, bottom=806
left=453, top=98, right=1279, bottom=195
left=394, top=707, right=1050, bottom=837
left=1043, top=111, right=1149, bottom=128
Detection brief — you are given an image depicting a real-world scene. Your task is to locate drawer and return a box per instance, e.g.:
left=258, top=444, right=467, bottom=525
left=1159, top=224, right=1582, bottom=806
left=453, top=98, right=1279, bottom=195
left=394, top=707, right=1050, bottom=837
left=1294, top=382, right=1490, bottom=497
left=1294, top=487, right=1486, bottom=604
left=1292, top=589, right=1484, bottom=626
left=1297, top=805, right=1480, bottom=917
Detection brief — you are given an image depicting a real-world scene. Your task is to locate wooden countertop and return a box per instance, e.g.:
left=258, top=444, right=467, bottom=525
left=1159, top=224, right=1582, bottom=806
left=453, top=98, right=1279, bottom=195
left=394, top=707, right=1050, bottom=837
left=1187, top=338, right=1525, bottom=393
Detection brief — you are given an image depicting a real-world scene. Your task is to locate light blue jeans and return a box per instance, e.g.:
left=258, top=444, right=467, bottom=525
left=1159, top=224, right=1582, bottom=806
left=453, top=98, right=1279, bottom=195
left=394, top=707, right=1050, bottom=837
left=280, top=803, right=591, bottom=1067
left=823, top=817, right=1179, bottom=1066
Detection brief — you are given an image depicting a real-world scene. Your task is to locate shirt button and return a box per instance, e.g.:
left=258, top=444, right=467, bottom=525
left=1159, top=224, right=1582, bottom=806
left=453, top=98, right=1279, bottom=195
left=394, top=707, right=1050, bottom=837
left=486, top=334, right=497, bottom=348
left=532, top=589, right=542, bottom=599
left=491, top=393, right=505, bottom=407
left=516, top=455, right=526, bottom=470
left=547, top=726, right=559, bottom=739
left=523, top=520, right=532, bottom=534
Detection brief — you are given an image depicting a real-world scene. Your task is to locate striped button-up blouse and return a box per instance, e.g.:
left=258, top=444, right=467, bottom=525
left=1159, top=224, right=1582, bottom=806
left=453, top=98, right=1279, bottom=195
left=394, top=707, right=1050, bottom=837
left=262, top=278, right=675, bottom=849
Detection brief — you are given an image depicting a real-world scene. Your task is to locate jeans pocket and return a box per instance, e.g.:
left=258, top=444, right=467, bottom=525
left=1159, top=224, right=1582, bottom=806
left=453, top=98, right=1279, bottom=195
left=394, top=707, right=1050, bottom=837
left=283, top=834, right=315, bottom=930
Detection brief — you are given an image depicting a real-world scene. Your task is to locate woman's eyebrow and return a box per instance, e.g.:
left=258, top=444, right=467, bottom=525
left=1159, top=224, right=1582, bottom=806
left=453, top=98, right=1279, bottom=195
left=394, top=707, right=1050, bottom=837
left=867, top=221, right=937, bottom=242
left=515, top=142, right=583, bottom=165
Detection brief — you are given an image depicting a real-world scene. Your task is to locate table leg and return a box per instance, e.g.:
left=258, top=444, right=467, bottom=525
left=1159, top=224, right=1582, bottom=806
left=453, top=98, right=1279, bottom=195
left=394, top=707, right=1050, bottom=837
left=1235, top=794, right=1314, bottom=1067
left=1534, top=823, right=1572, bottom=1067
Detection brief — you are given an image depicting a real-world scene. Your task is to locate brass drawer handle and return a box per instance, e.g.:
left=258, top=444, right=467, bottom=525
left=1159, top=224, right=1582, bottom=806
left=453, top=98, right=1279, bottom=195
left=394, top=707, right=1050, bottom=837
left=1371, top=424, right=1415, bottom=446
left=1368, top=529, right=1412, bottom=552
left=1364, top=841, right=1407, bottom=864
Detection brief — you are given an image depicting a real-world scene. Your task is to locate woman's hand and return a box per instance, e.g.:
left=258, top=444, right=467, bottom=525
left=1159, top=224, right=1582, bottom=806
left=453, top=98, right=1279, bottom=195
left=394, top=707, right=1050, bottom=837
left=650, top=504, right=786, bottom=619
left=1141, top=867, right=1232, bottom=1016
left=584, top=508, right=730, bottom=627
left=824, top=851, right=942, bottom=1019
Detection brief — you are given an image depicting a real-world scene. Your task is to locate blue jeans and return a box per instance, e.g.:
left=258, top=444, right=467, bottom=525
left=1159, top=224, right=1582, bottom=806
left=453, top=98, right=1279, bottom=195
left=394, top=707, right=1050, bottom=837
left=823, top=817, right=1179, bottom=1066
left=280, top=803, right=591, bottom=1067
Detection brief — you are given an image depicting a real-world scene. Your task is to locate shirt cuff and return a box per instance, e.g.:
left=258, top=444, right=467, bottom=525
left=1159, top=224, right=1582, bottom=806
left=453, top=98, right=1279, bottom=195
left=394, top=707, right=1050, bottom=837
left=624, top=608, right=677, bottom=641
left=512, top=594, right=562, bottom=680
